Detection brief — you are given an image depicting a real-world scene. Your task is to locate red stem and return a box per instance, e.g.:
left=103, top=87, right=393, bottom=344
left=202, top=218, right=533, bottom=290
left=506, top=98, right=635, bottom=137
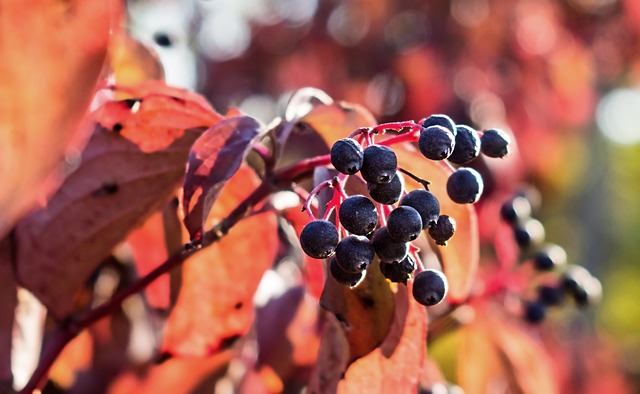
left=19, top=153, right=332, bottom=393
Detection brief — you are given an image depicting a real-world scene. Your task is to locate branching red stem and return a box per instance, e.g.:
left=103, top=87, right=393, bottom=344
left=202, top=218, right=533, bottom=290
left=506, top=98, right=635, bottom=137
left=19, top=153, right=332, bottom=394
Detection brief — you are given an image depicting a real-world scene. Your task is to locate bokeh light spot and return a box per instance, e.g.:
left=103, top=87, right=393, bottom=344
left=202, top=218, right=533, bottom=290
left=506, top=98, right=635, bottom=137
left=327, top=4, right=371, bottom=46
left=596, top=88, right=640, bottom=145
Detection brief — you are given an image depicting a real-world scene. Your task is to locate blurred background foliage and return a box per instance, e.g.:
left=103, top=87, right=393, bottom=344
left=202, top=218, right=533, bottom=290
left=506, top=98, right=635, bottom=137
left=127, top=0, right=640, bottom=388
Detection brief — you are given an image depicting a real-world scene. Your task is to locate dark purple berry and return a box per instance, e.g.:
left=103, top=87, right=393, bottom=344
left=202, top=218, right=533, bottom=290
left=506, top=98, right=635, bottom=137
left=523, top=301, right=546, bottom=323
left=500, top=196, right=532, bottom=224
left=331, top=138, right=364, bottom=175
left=513, top=218, right=545, bottom=249
left=399, top=189, right=440, bottom=229
left=418, top=125, right=455, bottom=160
left=339, top=195, right=378, bottom=235
left=412, top=269, right=448, bottom=306
left=533, top=243, right=567, bottom=271
left=537, top=285, right=564, bottom=306
left=379, top=256, right=415, bottom=285
left=480, top=128, right=510, bottom=158
left=386, top=206, right=423, bottom=243
left=448, top=125, right=480, bottom=165
left=361, top=145, right=398, bottom=184
left=329, top=257, right=364, bottom=287
left=300, top=219, right=339, bottom=259
left=371, top=226, right=409, bottom=263
left=561, top=265, right=602, bottom=307
left=422, top=114, right=456, bottom=136
left=446, top=167, right=484, bottom=204
left=428, top=215, right=456, bottom=246
left=335, top=235, right=375, bottom=273
left=368, top=171, right=404, bottom=204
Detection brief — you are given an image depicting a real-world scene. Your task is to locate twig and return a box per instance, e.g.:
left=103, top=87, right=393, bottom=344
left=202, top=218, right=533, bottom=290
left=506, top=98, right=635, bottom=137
left=19, top=153, right=332, bottom=393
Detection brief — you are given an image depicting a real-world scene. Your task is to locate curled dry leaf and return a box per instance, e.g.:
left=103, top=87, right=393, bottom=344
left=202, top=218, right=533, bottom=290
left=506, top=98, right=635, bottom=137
left=16, top=87, right=214, bottom=318
left=320, top=260, right=395, bottom=363
left=394, top=145, right=479, bottom=303
left=181, top=116, right=262, bottom=240
left=0, top=0, right=121, bottom=238
left=162, top=166, right=278, bottom=357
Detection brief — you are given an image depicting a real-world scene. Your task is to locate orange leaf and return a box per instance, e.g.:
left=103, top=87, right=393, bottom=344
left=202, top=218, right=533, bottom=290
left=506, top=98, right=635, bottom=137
left=16, top=123, right=202, bottom=318
left=320, top=260, right=396, bottom=363
left=299, top=102, right=377, bottom=143
left=126, top=211, right=171, bottom=309
left=93, top=85, right=222, bottom=153
left=281, top=207, right=325, bottom=300
left=336, top=285, right=428, bottom=394
left=162, top=166, right=278, bottom=356
left=0, top=0, right=121, bottom=238
left=108, top=31, right=164, bottom=85
left=394, top=145, right=479, bottom=303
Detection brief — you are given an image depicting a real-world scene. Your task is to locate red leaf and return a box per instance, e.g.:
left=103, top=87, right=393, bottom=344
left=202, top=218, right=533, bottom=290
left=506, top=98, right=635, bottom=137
left=16, top=123, right=202, bottom=318
left=0, top=0, right=121, bottom=238
left=182, top=116, right=262, bottom=240
left=458, top=315, right=558, bottom=394
left=162, top=166, right=278, bottom=356
left=320, top=260, right=396, bottom=363
left=394, top=145, right=479, bottom=303
left=107, top=350, right=234, bottom=394
left=255, top=287, right=321, bottom=387
left=491, top=321, right=558, bottom=393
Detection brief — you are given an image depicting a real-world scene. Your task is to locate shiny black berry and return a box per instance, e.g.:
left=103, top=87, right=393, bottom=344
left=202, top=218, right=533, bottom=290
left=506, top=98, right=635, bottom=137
left=412, top=269, right=448, bottom=306
left=399, top=189, right=440, bottom=229
left=300, top=219, right=339, bottom=259
left=371, top=226, right=409, bottom=263
left=339, top=195, right=378, bottom=235
left=379, top=256, right=415, bottom=285
left=386, top=206, right=423, bottom=243
left=368, top=171, right=404, bottom=204
left=446, top=167, right=484, bottom=204
left=422, top=114, right=457, bottom=136
left=335, top=235, right=375, bottom=273
left=561, top=265, right=602, bottom=307
left=448, top=125, right=480, bottom=165
left=418, top=125, right=455, bottom=160
left=329, top=257, right=364, bottom=287
left=428, top=215, right=456, bottom=246
left=533, top=243, right=567, bottom=271
left=480, top=128, right=510, bottom=158
left=331, top=138, right=364, bottom=175
left=361, top=145, right=398, bottom=184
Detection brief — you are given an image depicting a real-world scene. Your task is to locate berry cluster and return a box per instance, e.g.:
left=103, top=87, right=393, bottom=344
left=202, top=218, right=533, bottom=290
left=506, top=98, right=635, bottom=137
left=299, top=114, right=511, bottom=307
left=500, top=192, right=602, bottom=324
